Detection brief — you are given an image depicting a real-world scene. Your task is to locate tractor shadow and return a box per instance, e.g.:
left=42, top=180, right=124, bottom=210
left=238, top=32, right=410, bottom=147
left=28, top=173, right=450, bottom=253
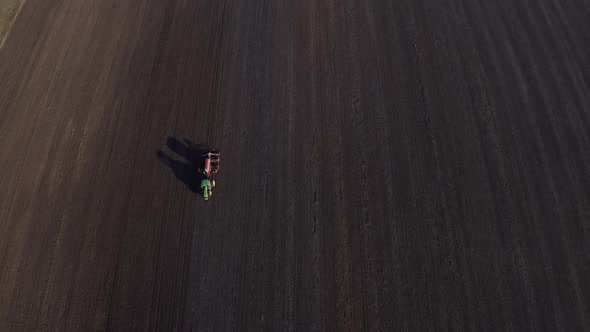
left=156, top=137, right=209, bottom=194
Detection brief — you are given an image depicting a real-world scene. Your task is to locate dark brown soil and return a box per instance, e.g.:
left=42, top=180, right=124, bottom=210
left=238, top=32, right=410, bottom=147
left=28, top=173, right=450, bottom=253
left=1, top=0, right=589, bottom=330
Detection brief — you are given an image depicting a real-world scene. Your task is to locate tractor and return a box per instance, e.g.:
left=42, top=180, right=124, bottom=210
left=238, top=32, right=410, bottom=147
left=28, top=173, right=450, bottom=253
left=199, top=150, right=219, bottom=200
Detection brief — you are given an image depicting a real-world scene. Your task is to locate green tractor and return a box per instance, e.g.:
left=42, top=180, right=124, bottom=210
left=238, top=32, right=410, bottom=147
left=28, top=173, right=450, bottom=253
left=201, top=178, right=216, bottom=201
left=199, top=149, right=220, bottom=201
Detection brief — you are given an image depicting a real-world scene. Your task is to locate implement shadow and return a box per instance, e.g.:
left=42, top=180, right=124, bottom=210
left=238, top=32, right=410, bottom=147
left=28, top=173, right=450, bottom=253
left=156, top=137, right=209, bottom=193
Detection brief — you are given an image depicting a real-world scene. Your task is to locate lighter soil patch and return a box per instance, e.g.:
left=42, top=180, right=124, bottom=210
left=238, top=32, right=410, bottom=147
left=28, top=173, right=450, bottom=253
left=0, top=0, right=24, bottom=49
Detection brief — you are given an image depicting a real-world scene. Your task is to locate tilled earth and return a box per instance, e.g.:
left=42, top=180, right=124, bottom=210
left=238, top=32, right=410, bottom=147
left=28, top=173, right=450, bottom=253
left=1, top=0, right=589, bottom=330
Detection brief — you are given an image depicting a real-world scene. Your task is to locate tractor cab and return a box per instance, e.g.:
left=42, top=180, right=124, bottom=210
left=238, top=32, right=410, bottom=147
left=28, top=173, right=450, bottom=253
left=201, top=178, right=215, bottom=200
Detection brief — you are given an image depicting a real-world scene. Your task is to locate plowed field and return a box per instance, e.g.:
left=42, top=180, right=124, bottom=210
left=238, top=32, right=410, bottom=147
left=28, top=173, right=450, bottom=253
left=1, top=0, right=589, bottom=330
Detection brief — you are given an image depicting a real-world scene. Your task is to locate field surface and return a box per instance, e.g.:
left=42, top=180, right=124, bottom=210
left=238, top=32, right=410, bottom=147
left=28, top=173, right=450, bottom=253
left=0, top=0, right=24, bottom=48
left=1, top=0, right=589, bottom=330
